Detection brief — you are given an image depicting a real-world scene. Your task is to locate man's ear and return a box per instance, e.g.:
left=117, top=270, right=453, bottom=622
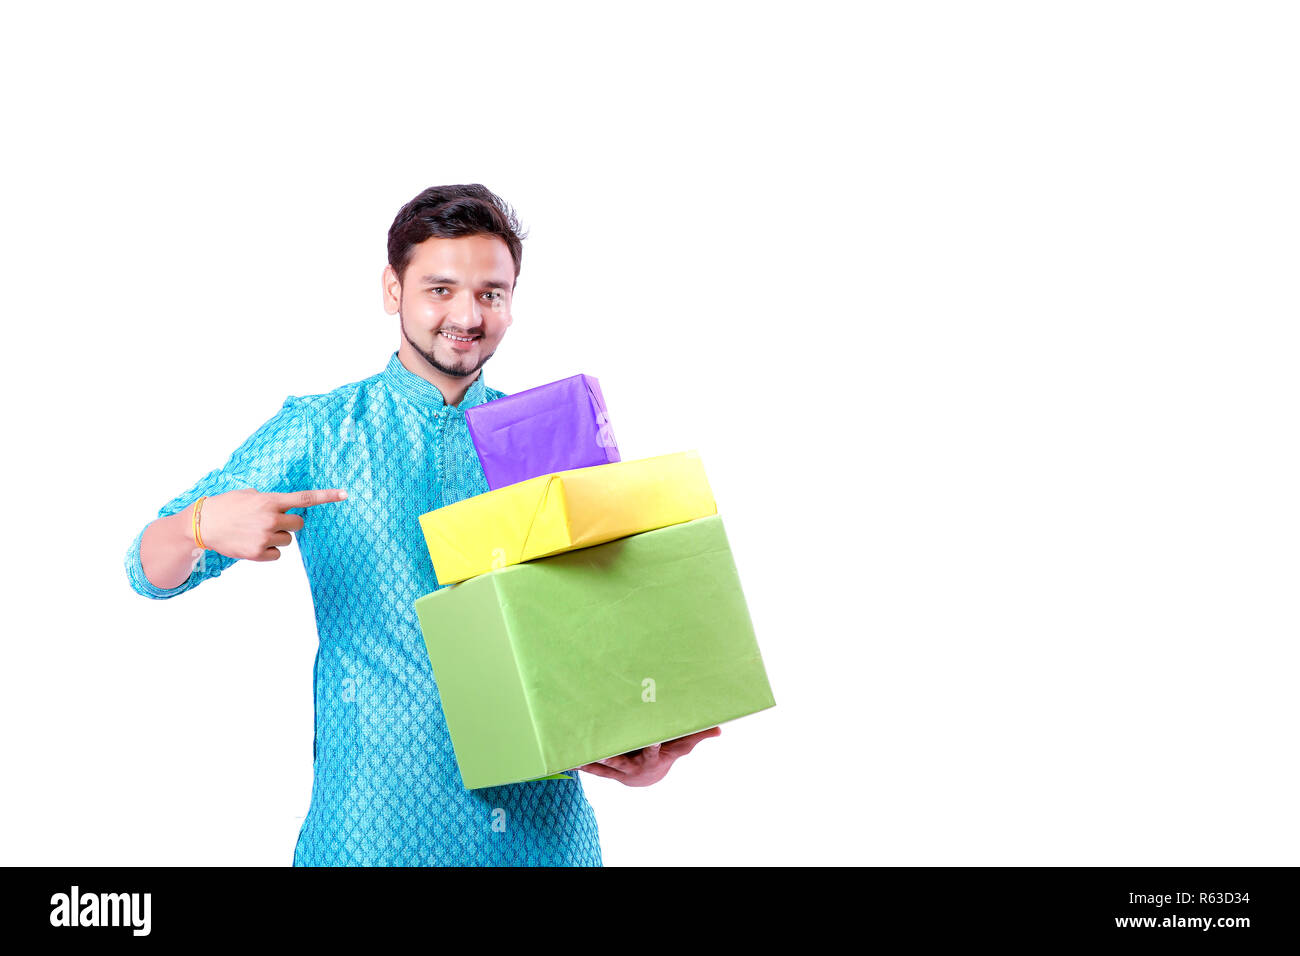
left=381, top=264, right=401, bottom=314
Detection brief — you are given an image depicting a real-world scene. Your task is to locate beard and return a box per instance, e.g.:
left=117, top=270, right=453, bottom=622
left=400, top=311, right=494, bottom=378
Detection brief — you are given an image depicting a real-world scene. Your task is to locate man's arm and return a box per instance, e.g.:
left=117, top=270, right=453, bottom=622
left=138, top=508, right=210, bottom=591
left=124, top=395, right=335, bottom=600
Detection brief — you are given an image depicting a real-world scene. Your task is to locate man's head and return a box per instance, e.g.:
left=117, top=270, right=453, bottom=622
left=383, top=184, right=524, bottom=384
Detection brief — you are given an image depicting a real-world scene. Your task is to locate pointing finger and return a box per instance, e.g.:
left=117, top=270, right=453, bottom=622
left=270, top=489, right=348, bottom=511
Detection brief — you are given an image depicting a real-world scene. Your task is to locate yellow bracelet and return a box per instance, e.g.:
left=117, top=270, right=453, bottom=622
left=193, top=496, right=207, bottom=550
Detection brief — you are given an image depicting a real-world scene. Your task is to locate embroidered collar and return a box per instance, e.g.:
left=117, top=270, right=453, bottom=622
left=381, top=350, right=489, bottom=411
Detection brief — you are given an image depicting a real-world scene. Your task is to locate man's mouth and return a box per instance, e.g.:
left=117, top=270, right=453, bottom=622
left=439, top=329, right=480, bottom=350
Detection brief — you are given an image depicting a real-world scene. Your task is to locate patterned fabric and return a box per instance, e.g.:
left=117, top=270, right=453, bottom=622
left=124, top=350, right=603, bottom=866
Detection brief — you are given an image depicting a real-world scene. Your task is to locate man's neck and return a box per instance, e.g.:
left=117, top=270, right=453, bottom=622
left=396, top=341, right=480, bottom=407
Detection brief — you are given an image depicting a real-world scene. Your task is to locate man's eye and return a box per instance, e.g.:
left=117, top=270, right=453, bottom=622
left=429, top=287, right=447, bottom=295
left=483, top=291, right=501, bottom=301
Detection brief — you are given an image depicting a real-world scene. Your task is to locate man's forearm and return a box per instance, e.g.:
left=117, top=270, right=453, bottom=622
left=139, top=507, right=203, bottom=590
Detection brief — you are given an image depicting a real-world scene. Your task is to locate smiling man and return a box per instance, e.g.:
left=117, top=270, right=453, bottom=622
left=123, top=184, right=718, bottom=866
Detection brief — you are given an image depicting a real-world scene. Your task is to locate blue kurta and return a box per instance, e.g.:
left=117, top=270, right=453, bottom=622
left=124, top=350, right=603, bottom=866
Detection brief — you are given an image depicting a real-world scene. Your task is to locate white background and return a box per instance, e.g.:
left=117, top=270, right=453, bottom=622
left=1, top=1, right=1296, bottom=866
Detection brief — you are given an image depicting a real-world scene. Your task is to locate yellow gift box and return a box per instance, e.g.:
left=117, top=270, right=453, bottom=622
left=418, top=451, right=717, bottom=585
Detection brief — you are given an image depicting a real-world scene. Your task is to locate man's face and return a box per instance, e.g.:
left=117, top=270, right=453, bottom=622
left=383, top=234, right=515, bottom=378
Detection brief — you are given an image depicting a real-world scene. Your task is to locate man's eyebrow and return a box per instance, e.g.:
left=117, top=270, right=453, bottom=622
left=419, top=274, right=511, bottom=290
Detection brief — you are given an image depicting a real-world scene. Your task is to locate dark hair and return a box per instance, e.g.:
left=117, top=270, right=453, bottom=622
left=387, top=184, right=528, bottom=289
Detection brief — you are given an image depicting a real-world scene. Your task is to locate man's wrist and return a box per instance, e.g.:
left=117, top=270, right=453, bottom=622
left=168, top=506, right=206, bottom=573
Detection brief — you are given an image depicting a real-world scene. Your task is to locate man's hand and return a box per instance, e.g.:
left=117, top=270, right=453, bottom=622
left=576, top=727, right=721, bottom=787
left=200, top=487, right=348, bottom=561
left=139, top=487, right=349, bottom=590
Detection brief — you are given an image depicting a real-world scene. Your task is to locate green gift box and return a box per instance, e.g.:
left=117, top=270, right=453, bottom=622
left=414, top=514, right=776, bottom=789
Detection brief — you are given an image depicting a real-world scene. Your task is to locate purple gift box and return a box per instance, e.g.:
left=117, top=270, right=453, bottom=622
left=465, top=373, right=621, bottom=489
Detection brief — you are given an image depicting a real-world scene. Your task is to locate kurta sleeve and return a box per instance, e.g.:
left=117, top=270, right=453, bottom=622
left=124, top=395, right=314, bottom=600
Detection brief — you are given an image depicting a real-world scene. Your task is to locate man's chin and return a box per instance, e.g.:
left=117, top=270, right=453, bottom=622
left=424, top=346, right=484, bottom=378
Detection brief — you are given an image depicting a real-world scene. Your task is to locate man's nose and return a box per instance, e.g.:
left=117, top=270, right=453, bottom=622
left=448, top=290, right=484, bottom=328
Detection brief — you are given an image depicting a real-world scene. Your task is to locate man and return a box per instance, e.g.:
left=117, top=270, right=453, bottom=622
left=124, top=184, right=719, bottom=866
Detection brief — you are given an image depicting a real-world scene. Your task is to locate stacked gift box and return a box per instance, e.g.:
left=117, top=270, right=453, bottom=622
left=413, top=374, right=775, bottom=789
